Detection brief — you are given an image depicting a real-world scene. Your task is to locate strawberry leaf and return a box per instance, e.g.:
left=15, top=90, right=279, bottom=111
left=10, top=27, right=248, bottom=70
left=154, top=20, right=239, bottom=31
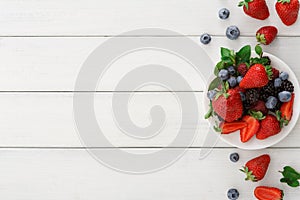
left=265, top=65, right=273, bottom=80
left=205, top=102, right=213, bottom=119
left=248, top=110, right=265, bottom=120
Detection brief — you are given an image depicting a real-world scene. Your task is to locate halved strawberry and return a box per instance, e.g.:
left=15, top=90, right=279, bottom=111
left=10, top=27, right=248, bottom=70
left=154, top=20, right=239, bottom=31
left=221, top=121, right=248, bottom=134
left=240, top=115, right=261, bottom=143
left=254, top=186, right=283, bottom=200
left=280, top=93, right=295, bottom=121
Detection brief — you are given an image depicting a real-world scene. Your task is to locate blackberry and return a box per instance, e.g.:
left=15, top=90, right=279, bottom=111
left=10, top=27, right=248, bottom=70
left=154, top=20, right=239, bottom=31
left=262, top=56, right=271, bottom=65
left=245, top=89, right=259, bottom=108
left=281, top=80, right=294, bottom=92
left=259, top=81, right=281, bottom=101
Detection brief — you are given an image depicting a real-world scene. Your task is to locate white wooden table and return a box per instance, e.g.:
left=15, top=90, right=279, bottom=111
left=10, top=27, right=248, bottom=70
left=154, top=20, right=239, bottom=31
left=0, top=0, right=300, bottom=199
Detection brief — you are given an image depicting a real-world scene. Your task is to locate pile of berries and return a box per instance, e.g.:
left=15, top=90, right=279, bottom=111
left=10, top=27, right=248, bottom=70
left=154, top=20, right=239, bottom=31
left=205, top=45, right=295, bottom=143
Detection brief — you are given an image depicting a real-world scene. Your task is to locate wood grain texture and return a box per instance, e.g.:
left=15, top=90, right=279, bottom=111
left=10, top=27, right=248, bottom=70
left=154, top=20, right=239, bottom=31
left=0, top=92, right=298, bottom=148
left=0, top=148, right=298, bottom=200
left=0, top=37, right=298, bottom=91
left=0, top=0, right=299, bottom=36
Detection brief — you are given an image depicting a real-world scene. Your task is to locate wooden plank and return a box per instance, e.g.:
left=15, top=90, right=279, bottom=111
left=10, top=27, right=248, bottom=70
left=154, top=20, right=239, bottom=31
left=0, top=92, right=299, bottom=148
left=0, top=36, right=298, bottom=91
left=0, top=148, right=298, bottom=199
left=0, top=0, right=299, bottom=36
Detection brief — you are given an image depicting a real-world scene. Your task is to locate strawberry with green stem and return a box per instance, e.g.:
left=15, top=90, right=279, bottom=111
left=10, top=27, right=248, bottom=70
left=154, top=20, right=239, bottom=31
left=240, top=154, right=270, bottom=182
left=238, top=0, right=270, bottom=20
left=257, top=114, right=281, bottom=140
left=256, top=26, right=278, bottom=45
left=239, top=64, right=272, bottom=89
left=276, top=0, right=300, bottom=26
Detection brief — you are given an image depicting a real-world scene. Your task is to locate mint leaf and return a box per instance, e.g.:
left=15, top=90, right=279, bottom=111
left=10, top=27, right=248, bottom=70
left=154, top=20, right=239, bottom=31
left=221, top=47, right=231, bottom=59
left=279, top=166, right=300, bottom=188
left=236, top=45, right=251, bottom=64
left=255, top=44, right=263, bottom=57
left=208, top=77, right=221, bottom=91
left=214, top=61, right=224, bottom=76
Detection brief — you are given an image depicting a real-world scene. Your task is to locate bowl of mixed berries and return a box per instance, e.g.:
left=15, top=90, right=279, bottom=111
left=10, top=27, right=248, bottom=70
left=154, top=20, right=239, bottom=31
left=205, top=45, right=299, bottom=149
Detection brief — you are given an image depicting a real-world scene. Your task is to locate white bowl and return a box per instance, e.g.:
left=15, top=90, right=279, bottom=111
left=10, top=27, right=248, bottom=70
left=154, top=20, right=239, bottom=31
left=204, top=52, right=300, bottom=150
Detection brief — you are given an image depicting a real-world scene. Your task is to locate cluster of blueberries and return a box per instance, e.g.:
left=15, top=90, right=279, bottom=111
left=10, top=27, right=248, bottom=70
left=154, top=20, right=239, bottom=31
left=200, top=8, right=240, bottom=44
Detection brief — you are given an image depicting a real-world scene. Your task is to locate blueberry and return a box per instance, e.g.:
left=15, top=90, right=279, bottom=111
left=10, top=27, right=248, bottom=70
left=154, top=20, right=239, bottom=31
left=237, top=76, right=243, bottom=84
left=278, top=91, right=292, bottom=102
left=279, top=72, right=289, bottom=81
left=239, top=92, right=246, bottom=101
left=228, top=66, right=236, bottom=75
left=227, top=188, right=239, bottom=200
left=274, top=78, right=282, bottom=88
left=226, top=26, right=240, bottom=40
left=200, top=33, right=211, bottom=45
left=265, top=96, right=278, bottom=109
left=207, top=90, right=217, bottom=100
left=228, top=77, right=237, bottom=88
left=219, top=8, right=230, bottom=19
left=230, top=153, right=239, bottom=163
left=218, top=69, right=229, bottom=81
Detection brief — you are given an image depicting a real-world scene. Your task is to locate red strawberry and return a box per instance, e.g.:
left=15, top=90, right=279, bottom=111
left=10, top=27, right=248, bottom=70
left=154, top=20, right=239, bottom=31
left=237, top=63, right=248, bottom=76
left=239, top=64, right=272, bottom=89
left=256, top=115, right=281, bottom=140
left=240, top=154, right=271, bottom=181
left=272, top=67, right=280, bottom=80
left=250, top=100, right=268, bottom=115
left=256, top=26, right=278, bottom=45
left=212, top=89, right=244, bottom=122
left=276, top=0, right=299, bottom=26
left=280, top=93, right=295, bottom=121
left=240, top=115, right=260, bottom=143
left=254, top=186, right=283, bottom=200
left=221, top=121, right=248, bottom=134
left=238, top=0, right=270, bottom=20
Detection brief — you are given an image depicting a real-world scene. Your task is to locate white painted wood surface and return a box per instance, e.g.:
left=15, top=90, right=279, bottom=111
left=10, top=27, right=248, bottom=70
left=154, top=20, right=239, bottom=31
left=0, top=37, right=298, bottom=91
left=0, top=0, right=299, bottom=36
left=0, top=148, right=298, bottom=199
left=0, top=0, right=300, bottom=199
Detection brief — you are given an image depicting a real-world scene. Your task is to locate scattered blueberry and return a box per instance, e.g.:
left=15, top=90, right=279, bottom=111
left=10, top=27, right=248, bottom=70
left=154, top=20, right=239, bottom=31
left=228, top=66, right=236, bottom=75
left=265, top=96, right=278, bottom=109
left=219, top=8, right=230, bottom=20
left=239, top=92, right=246, bottom=101
left=200, top=33, right=211, bottom=45
left=207, top=90, right=217, bottom=100
left=278, top=91, right=292, bottom=102
left=274, top=78, right=282, bottom=88
left=228, top=77, right=237, bottom=88
left=218, top=69, right=229, bottom=81
left=227, top=188, right=239, bottom=200
left=230, top=153, right=239, bottom=163
left=279, top=72, right=289, bottom=81
left=237, top=76, right=243, bottom=84
left=226, top=26, right=240, bottom=40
